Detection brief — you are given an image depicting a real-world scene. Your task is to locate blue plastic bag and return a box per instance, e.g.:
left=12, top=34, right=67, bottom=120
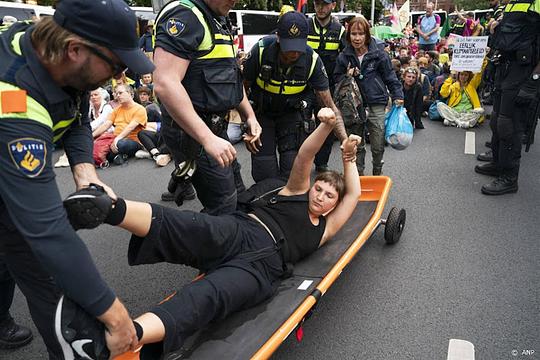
left=384, top=105, right=413, bottom=150
left=428, top=100, right=443, bottom=121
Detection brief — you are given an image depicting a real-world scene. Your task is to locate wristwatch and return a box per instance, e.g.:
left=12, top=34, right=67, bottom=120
left=532, top=73, right=540, bottom=80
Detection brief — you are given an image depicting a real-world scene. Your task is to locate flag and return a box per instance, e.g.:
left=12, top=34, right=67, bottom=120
left=398, top=0, right=410, bottom=30
left=440, top=16, right=451, bottom=37
left=390, top=2, right=400, bottom=32
left=296, top=0, right=307, bottom=13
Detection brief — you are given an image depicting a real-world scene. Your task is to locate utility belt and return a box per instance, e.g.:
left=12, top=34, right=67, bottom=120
left=492, top=45, right=538, bottom=65
left=175, top=110, right=230, bottom=159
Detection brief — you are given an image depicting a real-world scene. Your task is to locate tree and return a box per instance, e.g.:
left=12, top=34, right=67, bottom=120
left=453, top=0, right=490, bottom=11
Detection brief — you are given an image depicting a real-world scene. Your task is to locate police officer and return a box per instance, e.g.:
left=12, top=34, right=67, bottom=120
left=474, top=0, right=540, bottom=194
left=153, top=0, right=262, bottom=215
left=306, top=0, right=346, bottom=172
left=0, top=0, right=154, bottom=358
left=243, top=11, right=347, bottom=182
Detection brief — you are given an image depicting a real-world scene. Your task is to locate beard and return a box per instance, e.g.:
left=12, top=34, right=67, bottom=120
left=69, top=58, right=110, bottom=91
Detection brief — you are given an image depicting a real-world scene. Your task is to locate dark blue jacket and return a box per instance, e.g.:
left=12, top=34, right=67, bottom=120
left=334, top=39, right=403, bottom=105
left=139, top=32, right=153, bottom=52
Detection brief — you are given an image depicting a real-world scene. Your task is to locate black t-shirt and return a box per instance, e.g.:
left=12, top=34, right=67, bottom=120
left=154, top=5, right=206, bottom=60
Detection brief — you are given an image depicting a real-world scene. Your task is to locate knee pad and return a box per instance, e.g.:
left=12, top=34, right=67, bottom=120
left=63, top=184, right=112, bottom=230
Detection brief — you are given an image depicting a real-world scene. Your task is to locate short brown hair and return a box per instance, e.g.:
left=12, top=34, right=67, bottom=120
left=30, top=16, right=93, bottom=65
left=346, top=16, right=371, bottom=47
left=314, top=171, right=345, bottom=201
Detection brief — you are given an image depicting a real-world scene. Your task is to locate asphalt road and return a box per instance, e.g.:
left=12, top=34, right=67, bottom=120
left=4, top=115, right=539, bottom=360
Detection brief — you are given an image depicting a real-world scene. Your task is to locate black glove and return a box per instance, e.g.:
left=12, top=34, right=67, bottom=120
left=63, top=184, right=112, bottom=230
left=515, top=78, right=540, bottom=105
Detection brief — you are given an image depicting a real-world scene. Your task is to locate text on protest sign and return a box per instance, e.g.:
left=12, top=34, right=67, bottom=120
left=450, top=36, right=488, bottom=73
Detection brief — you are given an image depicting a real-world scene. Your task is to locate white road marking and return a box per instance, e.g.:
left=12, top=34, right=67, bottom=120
left=297, top=280, right=313, bottom=290
left=447, top=339, right=475, bottom=360
left=465, top=131, right=476, bottom=154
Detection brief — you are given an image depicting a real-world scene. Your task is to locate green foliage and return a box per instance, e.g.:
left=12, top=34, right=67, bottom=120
left=453, top=0, right=491, bottom=11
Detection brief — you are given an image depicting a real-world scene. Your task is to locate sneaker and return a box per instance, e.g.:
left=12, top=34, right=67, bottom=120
left=54, top=296, right=109, bottom=360
left=476, top=150, right=493, bottom=162
left=54, top=153, right=70, bottom=168
left=113, top=154, right=128, bottom=166
left=0, top=316, right=33, bottom=349
left=135, top=150, right=151, bottom=159
left=155, top=154, right=172, bottom=167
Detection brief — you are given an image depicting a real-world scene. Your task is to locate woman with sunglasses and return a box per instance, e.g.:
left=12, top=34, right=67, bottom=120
left=334, top=16, right=404, bottom=176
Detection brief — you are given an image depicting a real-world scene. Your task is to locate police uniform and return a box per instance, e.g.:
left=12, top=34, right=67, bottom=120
left=154, top=0, right=245, bottom=215
left=479, top=0, right=540, bottom=194
left=306, top=15, right=346, bottom=171
left=243, top=19, right=329, bottom=182
left=0, top=23, right=112, bottom=358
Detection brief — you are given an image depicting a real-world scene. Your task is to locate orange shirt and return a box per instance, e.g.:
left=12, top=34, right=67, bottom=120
left=109, top=103, right=147, bottom=143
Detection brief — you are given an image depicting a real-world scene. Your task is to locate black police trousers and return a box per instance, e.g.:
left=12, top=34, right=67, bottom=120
left=127, top=204, right=283, bottom=357
left=490, top=59, right=532, bottom=177
left=252, top=110, right=303, bottom=183
left=305, top=90, right=335, bottom=168
left=161, top=114, right=243, bottom=215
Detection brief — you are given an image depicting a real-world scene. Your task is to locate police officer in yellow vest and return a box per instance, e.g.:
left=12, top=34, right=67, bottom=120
left=153, top=0, right=262, bottom=215
left=0, top=0, right=154, bottom=358
left=307, top=0, right=346, bottom=172
left=474, top=0, right=540, bottom=194
left=243, top=11, right=347, bottom=182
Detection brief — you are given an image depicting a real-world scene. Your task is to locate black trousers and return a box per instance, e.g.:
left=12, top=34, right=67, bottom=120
left=137, top=129, right=169, bottom=155
left=128, top=205, right=283, bottom=356
left=490, top=59, right=531, bottom=176
left=251, top=110, right=303, bottom=182
left=161, top=115, right=244, bottom=215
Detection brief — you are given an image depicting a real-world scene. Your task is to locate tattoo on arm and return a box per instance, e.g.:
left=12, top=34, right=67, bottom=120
left=315, top=89, right=348, bottom=142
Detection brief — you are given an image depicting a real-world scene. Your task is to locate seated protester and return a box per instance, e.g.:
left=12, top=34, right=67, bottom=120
left=139, top=73, right=154, bottom=93
left=89, top=87, right=114, bottom=135
left=437, top=69, right=485, bottom=128
left=436, top=37, right=448, bottom=53
left=57, top=108, right=361, bottom=359
left=418, top=57, right=435, bottom=85
left=137, top=86, right=161, bottom=123
left=135, top=125, right=171, bottom=167
left=55, top=88, right=114, bottom=168
left=425, top=51, right=441, bottom=81
left=409, top=37, right=419, bottom=57
left=93, top=84, right=148, bottom=165
left=402, top=67, right=425, bottom=129
left=416, top=60, right=432, bottom=111
left=433, top=62, right=451, bottom=101
left=391, top=58, right=402, bottom=81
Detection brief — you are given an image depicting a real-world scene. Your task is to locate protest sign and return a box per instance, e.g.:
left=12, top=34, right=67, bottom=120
left=450, top=36, right=488, bottom=73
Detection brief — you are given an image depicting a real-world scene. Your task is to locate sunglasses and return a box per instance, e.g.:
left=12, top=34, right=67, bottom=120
left=84, top=44, right=127, bottom=77
left=405, top=68, right=418, bottom=75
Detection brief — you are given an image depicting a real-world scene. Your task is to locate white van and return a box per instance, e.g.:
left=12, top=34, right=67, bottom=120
left=228, top=10, right=280, bottom=52
left=0, top=1, right=54, bottom=22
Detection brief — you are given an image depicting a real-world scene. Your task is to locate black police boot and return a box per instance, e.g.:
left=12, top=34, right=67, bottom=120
left=415, top=120, right=425, bottom=129
left=485, top=141, right=491, bottom=148
left=0, top=316, right=33, bottom=349
left=476, top=150, right=493, bottom=162
left=173, top=182, right=196, bottom=207
left=481, top=174, right=518, bottom=195
left=474, top=162, right=499, bottom=177
left=372, top=167, right=383, bottom=176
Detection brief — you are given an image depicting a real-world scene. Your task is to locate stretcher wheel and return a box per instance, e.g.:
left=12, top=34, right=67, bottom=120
left=384, top=207, right=406, bottom=245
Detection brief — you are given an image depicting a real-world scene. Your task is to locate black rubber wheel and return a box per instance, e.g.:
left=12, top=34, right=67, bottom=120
left=384, top=207, right=406, bottom=245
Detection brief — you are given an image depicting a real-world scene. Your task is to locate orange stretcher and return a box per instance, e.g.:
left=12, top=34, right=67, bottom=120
left=116, top=176, right=406, bottom=360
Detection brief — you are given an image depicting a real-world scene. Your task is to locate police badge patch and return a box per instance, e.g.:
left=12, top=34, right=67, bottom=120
left=166, top=18, right=185, bottom=36
left=8, top=138, right=47, bottom=177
